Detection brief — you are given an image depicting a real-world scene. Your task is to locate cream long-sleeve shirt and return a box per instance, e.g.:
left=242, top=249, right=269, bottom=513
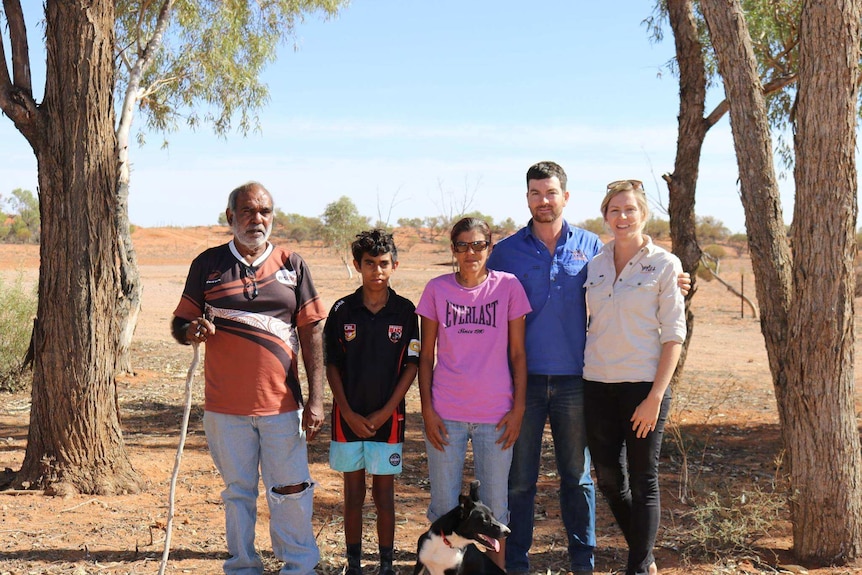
left=582, top=236, right=686, bottom=384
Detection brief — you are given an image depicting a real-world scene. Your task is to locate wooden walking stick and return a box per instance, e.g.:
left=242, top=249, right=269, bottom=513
left=158, top=338, right=201, bottom=575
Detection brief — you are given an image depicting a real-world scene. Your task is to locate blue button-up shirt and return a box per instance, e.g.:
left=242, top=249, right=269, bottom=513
left=487, top=219, right=602, bottom=375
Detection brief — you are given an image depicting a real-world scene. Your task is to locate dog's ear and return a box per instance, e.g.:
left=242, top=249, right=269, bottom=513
left=469, top=480, right=481, bottom=502
left=459, top=493, right=473, bottom=517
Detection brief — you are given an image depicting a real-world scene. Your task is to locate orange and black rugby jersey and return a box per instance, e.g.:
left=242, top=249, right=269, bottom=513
left=174, top=243, right=327, bottom=416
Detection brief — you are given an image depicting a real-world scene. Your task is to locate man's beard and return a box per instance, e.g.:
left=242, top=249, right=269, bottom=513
left=233, top=220, right=272, bottom=251
left=530, top=206, right=562, bottom=223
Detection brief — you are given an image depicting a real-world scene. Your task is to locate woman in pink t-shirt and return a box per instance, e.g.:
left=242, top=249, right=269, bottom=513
left=416, top=217, right=531, bottom=570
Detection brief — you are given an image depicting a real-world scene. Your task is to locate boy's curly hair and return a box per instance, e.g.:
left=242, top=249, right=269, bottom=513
left=351, top=229, right=398, bottom=263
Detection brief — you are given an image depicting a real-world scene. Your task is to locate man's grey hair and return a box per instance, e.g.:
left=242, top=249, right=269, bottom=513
left=227, top=181, right=272, bottom=212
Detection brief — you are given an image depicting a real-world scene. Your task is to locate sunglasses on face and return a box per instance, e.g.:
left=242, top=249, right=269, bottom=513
left=453, top=240, right=490, bottom=253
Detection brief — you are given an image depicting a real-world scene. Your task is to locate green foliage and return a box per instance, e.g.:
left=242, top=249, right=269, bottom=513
left=576, top=217, right=605, bottom=235
left=646, top=0, right=804, bottom=170
left=494, top=217, right=519, bottom=238
left=643, top=216, right=670, bottom=240
left=0, top=189, right=40, bottom=244
left=320, top=197, right=370, bottom=259
left=276, top=210, right=324, bottom=243
left=115, top=0, right=348, bottom=142
left=697, top=261, right=716, bottom=281
left=697, top=245, right=727, bottom=282
left=728, top=232, right=749, bottom=245
left=696, top=215, right=730, bottom=243
left=423, top=215, right=450, bottom=241
left=397, top=217, right=423, bottom=229
left=0, top=275, right=37, bottom=392
left=702, top=244, right=727, bottom=260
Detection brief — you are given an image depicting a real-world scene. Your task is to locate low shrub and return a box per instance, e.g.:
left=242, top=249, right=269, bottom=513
left=0, top=274, right=37, bottom=392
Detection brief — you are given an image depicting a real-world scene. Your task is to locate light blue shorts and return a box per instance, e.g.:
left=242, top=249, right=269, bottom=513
left=329, top=441, right=403, bottom=475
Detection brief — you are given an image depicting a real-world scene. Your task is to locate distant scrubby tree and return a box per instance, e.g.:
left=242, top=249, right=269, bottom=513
left=696, top=215, right=730, bottom=243
left=644, top=217, right=670, bottom=240
left=494, top=217, right=519, bottom=238
left=321, top=197, right=370, bottom=278
left=576, top=217, right=605, bottom=235
left=277, top=211, right=324, bottom=243
left=0, top=189, right=40, bottom=244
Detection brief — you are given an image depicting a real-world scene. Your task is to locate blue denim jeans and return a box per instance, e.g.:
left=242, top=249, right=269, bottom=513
left=584, top=381, right=671, bottom=575
left=425, top=420, right=513, bottom=524
left=204, top=410, right=320, bottom=575
left=506, top=375, right=596, bottom=573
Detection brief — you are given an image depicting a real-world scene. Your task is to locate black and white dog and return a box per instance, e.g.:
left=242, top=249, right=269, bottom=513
left=413, top=481, right=510, bottom=575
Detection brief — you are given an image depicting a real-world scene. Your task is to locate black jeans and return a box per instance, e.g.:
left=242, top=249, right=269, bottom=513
left=584, top=380, right=671, bottom=575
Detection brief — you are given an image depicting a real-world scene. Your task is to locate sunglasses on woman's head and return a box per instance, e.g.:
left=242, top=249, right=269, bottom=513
left=606, top=179, right=644, bottom=191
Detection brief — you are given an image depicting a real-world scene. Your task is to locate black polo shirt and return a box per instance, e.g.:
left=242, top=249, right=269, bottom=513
left=324, top=287, right=419, bottom=442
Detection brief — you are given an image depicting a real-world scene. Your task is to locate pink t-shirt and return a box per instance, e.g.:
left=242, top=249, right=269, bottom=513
left=416, top=270, right=531, bottom=423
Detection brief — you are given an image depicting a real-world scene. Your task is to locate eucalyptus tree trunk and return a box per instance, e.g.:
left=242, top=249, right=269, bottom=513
left=784, top=0, right=862, bottom=559
left=663, top=0, right=708, bottom=379
left=700, top=0, right=862, bottom=561
left=113, top=0, right=175, bottom=375
left=0, top=0, right=142, bottom=495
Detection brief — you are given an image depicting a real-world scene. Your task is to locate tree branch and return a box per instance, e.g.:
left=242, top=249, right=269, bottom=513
left=704, top=99, right=730, bottom=130
left=2, top=0, right=32, bottom=95
left=762, top=73, right=797, bottom=96
left=704, top=74, right=797, bottom=130
left=0, top=0, right=42, bottom=147
left=0, top=20, right=12, bottom=91
left=138, top=75, right=181, bottom=101
left=117, top=0, right=175, bottom=182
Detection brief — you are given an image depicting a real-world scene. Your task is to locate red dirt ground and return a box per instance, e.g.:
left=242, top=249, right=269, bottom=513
left=0, top=226, right=860, bottom=575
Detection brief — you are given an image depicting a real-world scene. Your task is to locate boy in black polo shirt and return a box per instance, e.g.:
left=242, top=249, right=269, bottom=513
left=324, top=229, right=420, bottom=575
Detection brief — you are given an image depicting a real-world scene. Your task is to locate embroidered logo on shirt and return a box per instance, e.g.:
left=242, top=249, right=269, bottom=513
left=388, top=325, right=403, bottom=343
left=206, top=271, right=222, bottom=285
left=344, top=324, right=357, bottom=341
left=571, top=249, right=589, bottom=261
left=640, top=264, right=656, bottom=273
left=275, top=269, right=298, bottom=285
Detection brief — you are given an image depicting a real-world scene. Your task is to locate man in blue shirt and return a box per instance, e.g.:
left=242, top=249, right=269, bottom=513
left=487, top=161, right=600, bottom=575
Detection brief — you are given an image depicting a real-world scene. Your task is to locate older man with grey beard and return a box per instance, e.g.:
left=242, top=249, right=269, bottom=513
left=171, top=181, right=327, bottom=575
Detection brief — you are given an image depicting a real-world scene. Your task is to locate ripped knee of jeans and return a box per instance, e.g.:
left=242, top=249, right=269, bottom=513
left=271, top=480, right=313, bottom=497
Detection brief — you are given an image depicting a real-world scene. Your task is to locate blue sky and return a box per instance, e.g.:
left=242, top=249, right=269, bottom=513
left=1, top=1, right=792, bottom=233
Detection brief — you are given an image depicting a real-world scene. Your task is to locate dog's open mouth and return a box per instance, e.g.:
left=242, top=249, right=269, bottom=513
left=476, top=534, right=501, bottom=552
